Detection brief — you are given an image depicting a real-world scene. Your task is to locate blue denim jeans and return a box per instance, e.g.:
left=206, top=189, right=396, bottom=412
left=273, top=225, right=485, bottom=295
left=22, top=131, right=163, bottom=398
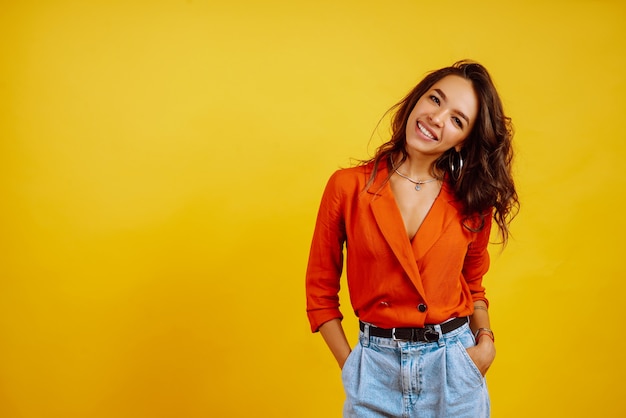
left=341, top=322, right=489, bottom=418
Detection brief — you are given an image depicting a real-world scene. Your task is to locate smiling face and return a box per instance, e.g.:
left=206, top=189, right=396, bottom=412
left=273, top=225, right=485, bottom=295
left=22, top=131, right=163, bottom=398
left=405, top=75, right=479, bottom=158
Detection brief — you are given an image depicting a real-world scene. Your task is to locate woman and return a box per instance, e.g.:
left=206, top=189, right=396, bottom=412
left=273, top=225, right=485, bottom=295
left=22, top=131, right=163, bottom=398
left=305, top=60, right=518, bottom=417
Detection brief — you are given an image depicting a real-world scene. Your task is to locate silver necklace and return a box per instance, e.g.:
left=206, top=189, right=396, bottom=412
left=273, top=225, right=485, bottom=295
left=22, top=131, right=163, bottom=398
left=394, top=169, right=440, bottom=191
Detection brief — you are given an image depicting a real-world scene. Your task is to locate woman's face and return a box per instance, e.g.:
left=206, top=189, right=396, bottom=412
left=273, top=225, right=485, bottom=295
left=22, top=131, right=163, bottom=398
left=405, top=75, right=479, bottom=157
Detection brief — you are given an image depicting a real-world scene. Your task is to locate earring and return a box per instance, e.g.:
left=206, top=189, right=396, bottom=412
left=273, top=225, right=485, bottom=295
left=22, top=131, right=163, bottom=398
left=448, top=149, right=464, bottom=181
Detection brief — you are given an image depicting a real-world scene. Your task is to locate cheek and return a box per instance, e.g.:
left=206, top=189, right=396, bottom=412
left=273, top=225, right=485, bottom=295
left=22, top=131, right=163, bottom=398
left=449, top=129, right=469, bottom=144
left=456, top=131, right=467, bottom=143
left=405, top=107, right=419, bottom=128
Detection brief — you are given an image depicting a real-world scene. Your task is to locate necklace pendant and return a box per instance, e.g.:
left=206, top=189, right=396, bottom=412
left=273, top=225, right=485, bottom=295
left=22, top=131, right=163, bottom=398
left=415, top=184, right=422, bottom=191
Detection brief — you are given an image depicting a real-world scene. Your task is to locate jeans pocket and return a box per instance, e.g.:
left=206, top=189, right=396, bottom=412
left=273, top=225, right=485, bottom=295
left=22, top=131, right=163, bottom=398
left=454, top=339, right=485, bottom=381
left=447, top=329, right=489, bottom=417
left=341, top=342, right=359, bottom=381
left=445, top=337, right=485, bottom=401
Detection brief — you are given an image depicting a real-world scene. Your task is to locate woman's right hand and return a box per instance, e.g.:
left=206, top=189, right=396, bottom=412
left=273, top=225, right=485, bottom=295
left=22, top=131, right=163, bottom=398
left=319, top=319, right=352, bottom=369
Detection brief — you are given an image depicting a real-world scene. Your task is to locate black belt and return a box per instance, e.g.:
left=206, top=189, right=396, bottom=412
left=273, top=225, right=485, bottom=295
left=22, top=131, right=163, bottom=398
left=359, top=317, right=468, bottom=343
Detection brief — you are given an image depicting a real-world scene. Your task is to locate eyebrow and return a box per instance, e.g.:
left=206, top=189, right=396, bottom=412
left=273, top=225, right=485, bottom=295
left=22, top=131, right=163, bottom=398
left=434, top=88, right=471, bottom=125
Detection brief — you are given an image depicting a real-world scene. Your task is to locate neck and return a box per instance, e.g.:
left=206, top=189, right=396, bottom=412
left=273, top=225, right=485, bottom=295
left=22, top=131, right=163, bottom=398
left=394, top=153, right=439, bottom=179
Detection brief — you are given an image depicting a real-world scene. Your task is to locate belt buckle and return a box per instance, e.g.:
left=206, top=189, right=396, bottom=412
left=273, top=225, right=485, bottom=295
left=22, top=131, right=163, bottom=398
left=423, top=326, right=439, bottom=342
left=391, top=328, right=401, bottom=341
left=391, top=328, right=414, bottom=341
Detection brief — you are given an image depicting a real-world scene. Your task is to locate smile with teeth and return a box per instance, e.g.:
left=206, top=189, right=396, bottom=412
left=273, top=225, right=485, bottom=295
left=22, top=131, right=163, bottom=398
left=417, top=122, right=437, bottom=141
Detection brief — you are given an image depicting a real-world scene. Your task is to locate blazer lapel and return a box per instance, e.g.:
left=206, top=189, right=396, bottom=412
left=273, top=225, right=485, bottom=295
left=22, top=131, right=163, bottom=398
left=367, top=167, right=427, bottom=298
left=412, top=183, right=460, bottom=260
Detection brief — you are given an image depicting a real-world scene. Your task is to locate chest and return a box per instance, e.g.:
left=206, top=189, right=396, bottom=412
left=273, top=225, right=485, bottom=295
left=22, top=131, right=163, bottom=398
left=389, top=177, right=442, bottom=241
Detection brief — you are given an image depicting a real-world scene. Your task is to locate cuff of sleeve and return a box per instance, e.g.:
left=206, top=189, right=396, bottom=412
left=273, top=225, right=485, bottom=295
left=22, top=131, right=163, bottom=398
left=472, top=296, right=489, bottom=309
left=307, top=309, right=343, bottom=333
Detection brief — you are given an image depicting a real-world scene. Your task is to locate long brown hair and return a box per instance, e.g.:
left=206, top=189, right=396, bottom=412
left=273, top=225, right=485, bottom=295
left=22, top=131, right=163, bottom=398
left=362, top=60, right=519, bottom=244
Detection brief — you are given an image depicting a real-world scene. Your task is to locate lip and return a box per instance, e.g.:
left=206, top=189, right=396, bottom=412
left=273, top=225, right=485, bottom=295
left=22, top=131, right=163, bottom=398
left=416, top=121, right=438, bottom=141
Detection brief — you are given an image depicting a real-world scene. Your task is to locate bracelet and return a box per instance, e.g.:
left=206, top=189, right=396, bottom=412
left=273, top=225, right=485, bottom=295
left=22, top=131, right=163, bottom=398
left=474, top=328, right=495, bottom=343
left=473, top=305, right=488, bottom=312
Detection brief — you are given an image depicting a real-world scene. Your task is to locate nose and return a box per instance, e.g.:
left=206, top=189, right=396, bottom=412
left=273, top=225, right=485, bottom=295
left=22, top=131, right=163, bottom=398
left=429, top=108, right=447, bottom=126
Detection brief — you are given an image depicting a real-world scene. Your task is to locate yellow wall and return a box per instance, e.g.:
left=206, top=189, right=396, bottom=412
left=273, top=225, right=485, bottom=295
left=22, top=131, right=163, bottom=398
left=1, top=0, right=625, bottom=416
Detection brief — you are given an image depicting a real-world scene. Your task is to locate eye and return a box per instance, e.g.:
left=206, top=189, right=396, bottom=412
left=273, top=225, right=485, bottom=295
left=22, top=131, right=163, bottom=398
left=452, top=116, right=463, bottom=128
left=429, top=95, right=440, bottom=105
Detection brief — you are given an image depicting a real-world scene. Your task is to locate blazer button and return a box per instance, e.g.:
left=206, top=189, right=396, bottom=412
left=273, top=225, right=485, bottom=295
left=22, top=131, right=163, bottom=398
left=417, top=303, right=427, bottom=313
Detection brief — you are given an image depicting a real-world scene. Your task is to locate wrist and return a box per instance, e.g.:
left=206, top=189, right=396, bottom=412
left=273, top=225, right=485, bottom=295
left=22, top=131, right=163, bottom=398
left=474, top=328, right=495, bottom=344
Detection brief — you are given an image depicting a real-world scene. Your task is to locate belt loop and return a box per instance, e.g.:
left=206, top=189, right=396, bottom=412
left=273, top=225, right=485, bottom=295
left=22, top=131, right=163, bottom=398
left=361, top=322, right=370, bottom=347
left=434, top=324, right=445, bottom=347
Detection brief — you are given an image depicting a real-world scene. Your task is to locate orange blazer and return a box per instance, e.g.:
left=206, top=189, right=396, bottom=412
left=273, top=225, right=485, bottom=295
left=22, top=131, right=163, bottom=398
left=305, top=162, right=491, bottom=333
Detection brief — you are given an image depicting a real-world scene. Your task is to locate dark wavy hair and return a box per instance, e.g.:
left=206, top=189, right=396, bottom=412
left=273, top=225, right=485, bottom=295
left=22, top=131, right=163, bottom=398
left=363, top=60, right=519, bottom=245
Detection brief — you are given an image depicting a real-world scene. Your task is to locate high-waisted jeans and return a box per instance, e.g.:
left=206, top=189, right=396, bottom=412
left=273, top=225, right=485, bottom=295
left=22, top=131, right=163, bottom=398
left=341, top=322, right=490, bottom=418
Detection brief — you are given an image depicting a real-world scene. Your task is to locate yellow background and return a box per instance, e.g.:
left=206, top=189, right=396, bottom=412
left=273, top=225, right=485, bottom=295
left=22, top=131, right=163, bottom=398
left=1, top=0, right=625, bottom=417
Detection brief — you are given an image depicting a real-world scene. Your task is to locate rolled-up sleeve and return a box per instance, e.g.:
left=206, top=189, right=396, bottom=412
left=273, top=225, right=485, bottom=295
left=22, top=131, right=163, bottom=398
left=462, top=213, right=493, bottom=307
left=305, top=171, right=347, bottom=332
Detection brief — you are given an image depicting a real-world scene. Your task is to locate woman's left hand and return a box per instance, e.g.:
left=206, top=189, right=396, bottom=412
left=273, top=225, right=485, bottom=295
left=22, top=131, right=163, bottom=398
left=465, top=337, right=496, bottom=376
